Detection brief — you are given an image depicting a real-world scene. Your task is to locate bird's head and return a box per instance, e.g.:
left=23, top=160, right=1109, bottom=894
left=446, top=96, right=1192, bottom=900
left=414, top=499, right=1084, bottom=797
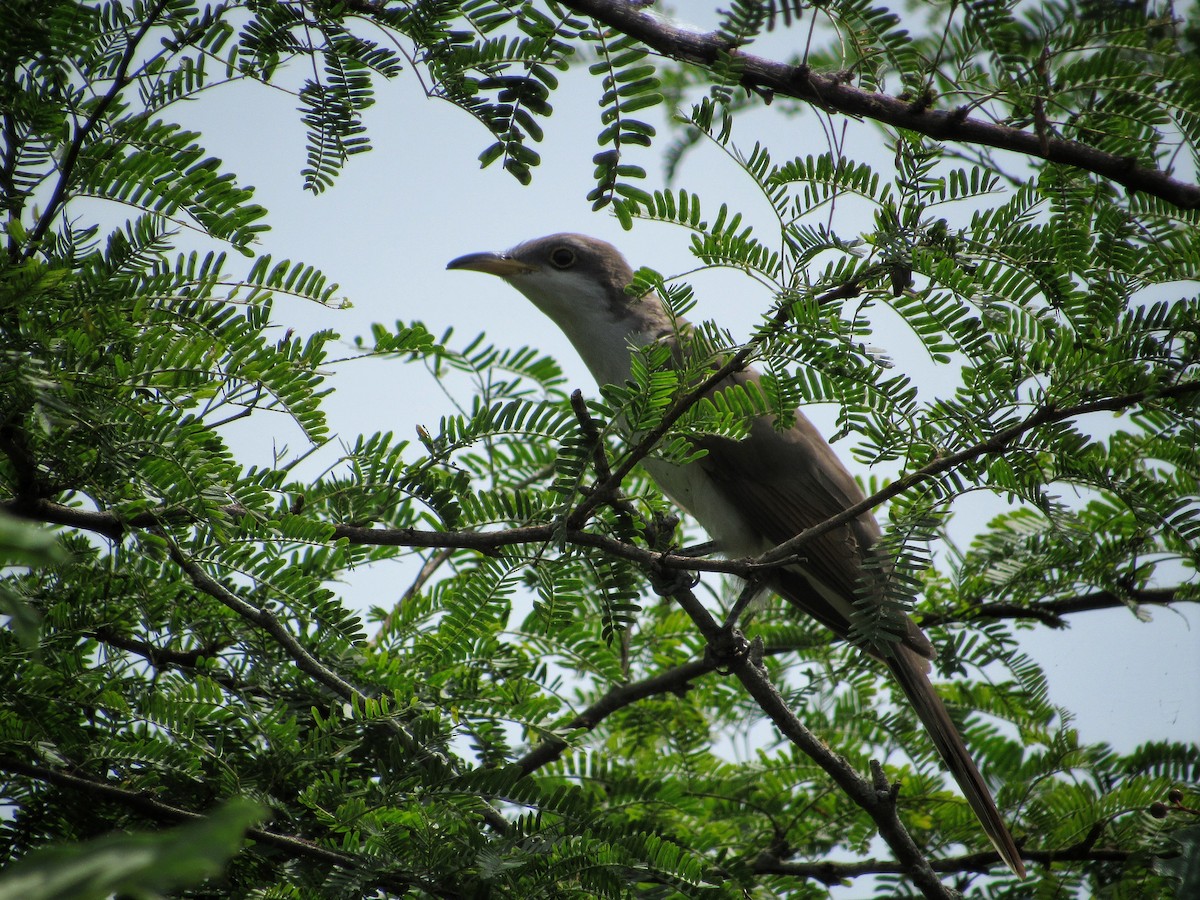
left=447, top=232, right=644, bottom=328
left=448, top=233, right=667, bottom=385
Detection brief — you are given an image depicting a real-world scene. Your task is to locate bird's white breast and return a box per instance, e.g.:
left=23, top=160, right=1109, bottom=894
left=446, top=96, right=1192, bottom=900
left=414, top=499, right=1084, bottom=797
left=644, top=452, right=861, bottom=629
left=508, top=269, right=776, bottom=558
left=640, top=456, right=771, bottom=559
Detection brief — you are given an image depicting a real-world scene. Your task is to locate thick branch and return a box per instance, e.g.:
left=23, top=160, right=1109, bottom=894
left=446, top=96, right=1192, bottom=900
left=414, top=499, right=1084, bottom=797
left=1, top=496, right=129, bottom=539
left=90, top=627, right=231, bottom=670
left=0, top=421, right=44, bottom=500
left=7, top=497, right=1196, bottom=630
left=0, top=496, right=752, bottom=576
left=560, top=0, right=1200, bottom=210
left=658, top=576, right=956, bottom=899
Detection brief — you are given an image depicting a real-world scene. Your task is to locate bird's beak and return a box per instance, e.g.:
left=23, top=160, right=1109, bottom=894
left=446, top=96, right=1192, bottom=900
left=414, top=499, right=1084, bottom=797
left=446, top=251, right=535, bottom=277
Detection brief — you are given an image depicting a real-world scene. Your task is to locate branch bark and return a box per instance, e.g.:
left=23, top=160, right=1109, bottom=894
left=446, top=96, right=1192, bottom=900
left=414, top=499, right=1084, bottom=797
left=754, top=841, right=1134, bottom=883
left=5, top=495, right=1195, bottom=630
left=559, top=0, right=1200, bottom=210
left=920, top=587, right=1188, bottom=629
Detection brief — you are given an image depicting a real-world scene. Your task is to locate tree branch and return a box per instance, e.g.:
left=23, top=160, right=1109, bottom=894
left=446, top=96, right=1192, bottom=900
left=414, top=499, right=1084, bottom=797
left=754, top=841, right=1135, bottom=883
left=0, top=496, right=752, bottom=576
left=160, top=537, right=513, bottom=832
left=758, top=379, right=1200, bottom=567
left=920, top=587, right=1190, bottom=629
left=1, top=496, right=126, bottom=539
left=89, top=626, right=285, bottom=708
left=515, top=656, right=718, bottom=774
left=566, top=267, right=882, bottom=526
left=654, top=575, right=957, bottom=899
left=367, top=545, right=456, bottom=647
left=25, top=0, right=173, bottom=255
left=7, top=496, right=1195, bottom=630
left=90, top=627, right=232, bottom=671
left=0, top=419, right=45, bottom=501
left=559, top=0, right=1200, bottom=210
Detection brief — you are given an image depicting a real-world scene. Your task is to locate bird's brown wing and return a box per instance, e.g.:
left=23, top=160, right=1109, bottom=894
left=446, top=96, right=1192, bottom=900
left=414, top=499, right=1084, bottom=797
left=691, top=378, right=932, bottom=656
left=692, top=375, right=1025, bottom=877
left=885, top=647, right=1027, bottom=877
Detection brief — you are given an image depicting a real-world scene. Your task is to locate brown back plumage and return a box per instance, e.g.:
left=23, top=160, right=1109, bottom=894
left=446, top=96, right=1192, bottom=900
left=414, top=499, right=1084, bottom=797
left=696, top=372, right=1026, bottom=878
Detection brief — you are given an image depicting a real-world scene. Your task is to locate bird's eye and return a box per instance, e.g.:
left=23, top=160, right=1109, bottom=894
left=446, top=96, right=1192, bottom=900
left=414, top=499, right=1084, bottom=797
left=549, top=247, right=576, bottom=268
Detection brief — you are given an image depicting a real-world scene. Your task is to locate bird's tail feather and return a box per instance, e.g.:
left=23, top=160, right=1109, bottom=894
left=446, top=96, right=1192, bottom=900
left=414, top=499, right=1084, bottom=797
left=884, top=649, right=1027, bottom=879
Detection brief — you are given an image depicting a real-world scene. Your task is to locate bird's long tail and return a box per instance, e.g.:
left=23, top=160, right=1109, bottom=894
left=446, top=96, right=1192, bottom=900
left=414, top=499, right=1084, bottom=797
left=884, top=648, right=1027, bottom=879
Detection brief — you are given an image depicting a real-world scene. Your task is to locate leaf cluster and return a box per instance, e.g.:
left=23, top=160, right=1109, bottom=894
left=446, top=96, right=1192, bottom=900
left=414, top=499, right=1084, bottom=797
left=2, top=2, right=1199, bottom=899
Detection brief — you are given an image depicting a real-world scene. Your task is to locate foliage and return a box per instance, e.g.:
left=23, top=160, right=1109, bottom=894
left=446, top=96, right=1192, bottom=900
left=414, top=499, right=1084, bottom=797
left=1, top=1, right=1198, bottom=898
left=0, top=799, right=264, bottom=900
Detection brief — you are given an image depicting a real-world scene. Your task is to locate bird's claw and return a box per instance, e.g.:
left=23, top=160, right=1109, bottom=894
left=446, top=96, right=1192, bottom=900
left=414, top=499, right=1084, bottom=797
left=706, top=627, right=752, bottom=675
left=648, top=564, right=701, bottom=597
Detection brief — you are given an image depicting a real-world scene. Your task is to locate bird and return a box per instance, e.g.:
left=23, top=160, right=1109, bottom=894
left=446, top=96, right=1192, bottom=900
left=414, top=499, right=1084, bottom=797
left=447, top=232, right=1026, bottom=878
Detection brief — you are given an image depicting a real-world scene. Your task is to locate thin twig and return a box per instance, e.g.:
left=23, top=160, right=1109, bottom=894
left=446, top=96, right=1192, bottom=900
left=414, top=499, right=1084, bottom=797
left=568, top=269, right=884, bottom=526
left=367, top=546, right=456, bottom=648
left=160, top=537, right=510, bottom=834
left=919, top=587, right=1184, bottom=629
left=515, top=656, right=718, bottom=774
left=758, top=379, right=1200, bottom=566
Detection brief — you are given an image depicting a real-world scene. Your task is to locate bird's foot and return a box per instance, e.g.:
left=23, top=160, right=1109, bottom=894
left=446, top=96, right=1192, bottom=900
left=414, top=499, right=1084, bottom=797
left=705, top=627, right=752, bottom=675
left=647, top=564, right=701, bottom=598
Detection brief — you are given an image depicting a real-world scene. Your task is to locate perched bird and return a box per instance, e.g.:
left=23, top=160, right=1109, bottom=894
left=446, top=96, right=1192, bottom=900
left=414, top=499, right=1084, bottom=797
left=448, top=233, right=1026, bottom=878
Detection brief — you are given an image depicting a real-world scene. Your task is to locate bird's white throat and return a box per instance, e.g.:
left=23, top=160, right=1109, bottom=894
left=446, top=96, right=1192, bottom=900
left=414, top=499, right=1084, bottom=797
left=506, top=268, right=653, bottom=390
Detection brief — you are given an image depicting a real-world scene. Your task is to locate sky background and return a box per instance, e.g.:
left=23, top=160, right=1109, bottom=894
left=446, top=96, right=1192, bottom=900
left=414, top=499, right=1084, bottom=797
left=155, top=5, right=1198, bottom=762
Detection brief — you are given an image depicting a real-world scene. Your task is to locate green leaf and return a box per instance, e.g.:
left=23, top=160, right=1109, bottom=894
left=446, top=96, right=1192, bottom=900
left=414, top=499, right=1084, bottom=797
left=0, top=800, right=265, bottom=900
